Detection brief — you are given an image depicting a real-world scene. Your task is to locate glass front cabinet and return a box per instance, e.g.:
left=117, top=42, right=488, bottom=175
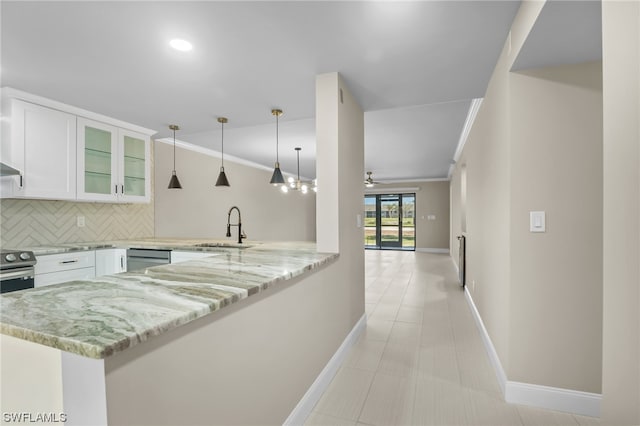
left=77, top=118, right=150, bottom=203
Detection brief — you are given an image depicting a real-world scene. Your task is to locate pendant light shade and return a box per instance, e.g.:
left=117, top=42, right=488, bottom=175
left=270, top=164, right=285, bottom=185
left=215, top=169, right=230, bottom=187
left=215, top=117, right=230, bottom=187
left=270, top=109, right=286, bottom=186
left=167, top=125, right=182, bottom=189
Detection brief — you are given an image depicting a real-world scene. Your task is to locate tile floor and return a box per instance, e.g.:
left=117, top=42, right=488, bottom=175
left=304, top=250, right=601, bottom=426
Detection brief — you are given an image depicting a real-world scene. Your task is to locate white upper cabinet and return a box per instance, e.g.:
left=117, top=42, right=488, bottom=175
left=118, top=128, right=150, bottom=203
left=77, top=118, right=118, bottom=202
left=1, top=88, right=154, bottom=203
left=3, top=99, right=77, bottom=200
left=77, top=119, right=150, bottom=203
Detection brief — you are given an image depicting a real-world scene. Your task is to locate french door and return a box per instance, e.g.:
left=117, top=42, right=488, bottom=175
left=364, top=193, right=415, bottom=250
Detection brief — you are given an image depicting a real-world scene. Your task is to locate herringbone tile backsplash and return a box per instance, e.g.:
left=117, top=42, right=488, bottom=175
left=0, top=199, right=154, bottom=248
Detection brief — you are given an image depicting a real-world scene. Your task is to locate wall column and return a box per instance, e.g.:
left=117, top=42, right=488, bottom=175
left=602, top=0, right=640, bottom=423
left=315, top=72, right=365, bottom=325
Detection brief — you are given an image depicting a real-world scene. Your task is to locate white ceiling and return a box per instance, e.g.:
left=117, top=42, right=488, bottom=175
left=512, top=0, right=602, bottom=71
left=1, top=1, right=522, bottom=181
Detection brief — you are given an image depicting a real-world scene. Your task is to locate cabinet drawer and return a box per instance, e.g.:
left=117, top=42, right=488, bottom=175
left=35, top=267, right=95, bottom=287
left=170, top=251, right=217, bottom=264
left=35, top=251, right=95, bottom=275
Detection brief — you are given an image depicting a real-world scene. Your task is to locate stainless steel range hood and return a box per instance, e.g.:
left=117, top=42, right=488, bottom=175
left=0, top=162, right=21, bottom=177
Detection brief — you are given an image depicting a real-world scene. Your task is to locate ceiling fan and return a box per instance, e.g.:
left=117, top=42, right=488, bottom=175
left=364, top=171, right=382, bottom=188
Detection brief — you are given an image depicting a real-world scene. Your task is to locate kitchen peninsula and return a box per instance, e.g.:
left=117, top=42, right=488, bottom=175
left=0, top=240, right=342, bottom=425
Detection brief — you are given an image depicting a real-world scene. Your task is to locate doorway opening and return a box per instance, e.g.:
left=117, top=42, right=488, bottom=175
left=364, top=193, right=416, bottom=250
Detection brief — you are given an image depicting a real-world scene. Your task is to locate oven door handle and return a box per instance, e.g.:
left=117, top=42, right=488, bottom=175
left=0, top=268, right=35, bottom=281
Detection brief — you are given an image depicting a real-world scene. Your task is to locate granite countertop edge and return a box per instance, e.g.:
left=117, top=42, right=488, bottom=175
left=0, top=240, right=339, bottom=359
left=15, top=238, right=261, bottom=256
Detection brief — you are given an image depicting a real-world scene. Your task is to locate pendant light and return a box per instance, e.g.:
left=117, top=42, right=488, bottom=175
left=286, top=147, right=316, bottom=194
left=167, top=124, right=182, bottom=189
left=269, top=109, right=285, bottom=186
left=215, top=117, right=230, bottom=187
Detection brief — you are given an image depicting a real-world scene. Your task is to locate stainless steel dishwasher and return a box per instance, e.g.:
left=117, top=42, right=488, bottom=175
left=126, top=248, right=171, bottom=272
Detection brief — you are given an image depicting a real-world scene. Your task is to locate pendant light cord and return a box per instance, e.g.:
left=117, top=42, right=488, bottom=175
left=276, top=114, right=280, bottom=163
left=221, top=121, right=224, bottom=168
left=297, top=149, right=300, bottom=181
left=173, top=127, right=176, bottom=171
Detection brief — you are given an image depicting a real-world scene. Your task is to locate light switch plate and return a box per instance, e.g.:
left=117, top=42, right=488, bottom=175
left=530, top=211, right=545, bottom=232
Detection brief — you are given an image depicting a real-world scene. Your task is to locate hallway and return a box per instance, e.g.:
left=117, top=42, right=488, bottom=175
left=305, top=250, right=601, bottom=426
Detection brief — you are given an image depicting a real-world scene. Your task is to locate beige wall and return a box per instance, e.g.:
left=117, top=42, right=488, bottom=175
left=154, top=143, right=316, bottom=242
left=509, top=61, right=603, bottom=393
left=454, top=34, right=514, bottom=371
left=105, top=261, right=351, bottom=425
left=602, top=0, right=640, bottom=423
left=316, top=71, right=366, bottom=327
left=450, top=172, right=462, bottom=262
left=105, top=73, right=366, bottom=425
left=450, top=0, right=603, bottom=396
left=369, top=181, right=450, bottom=250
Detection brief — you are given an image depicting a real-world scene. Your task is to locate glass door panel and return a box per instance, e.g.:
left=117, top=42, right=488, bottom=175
left=402, top=194, right=416, bottom=249
left=380, top=195, right=402, bottom=248
left=123, top=135, right=146, bottom=197
left=364, top=193, right=416, bottom=251
left=364, top=195, right=377, bottom=247
left=84, top=126, right=113, bottom=195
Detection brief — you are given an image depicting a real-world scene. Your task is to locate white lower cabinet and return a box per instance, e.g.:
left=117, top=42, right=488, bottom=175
left=170, top=251, right=215, bottom=264
left=34, top=251, right=96, bottom=287
left=95, top=248, right=127, bottom=275
left=35, top=267, right=96, bottom=288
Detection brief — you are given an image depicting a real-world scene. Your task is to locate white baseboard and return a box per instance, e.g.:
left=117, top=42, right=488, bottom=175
left=506, top=381, right=601, bottom=418
left=283, top=313, right=367, bottom=426
left=416, top=247, right=450, bottom=254
left=464, top=287, right=508, bottom=393
left=463, top=288, right=601, bottom=418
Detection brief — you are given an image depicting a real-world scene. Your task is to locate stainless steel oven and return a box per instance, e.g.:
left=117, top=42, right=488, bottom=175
left=1, top=249, right=36, bottom=294
left=127, top=248, right=171, bottom=272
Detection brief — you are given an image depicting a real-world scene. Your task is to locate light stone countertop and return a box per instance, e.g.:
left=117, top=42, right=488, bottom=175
left=0, top=240, right=338, bottom=359
left=14, top=237, right=261, bottom=256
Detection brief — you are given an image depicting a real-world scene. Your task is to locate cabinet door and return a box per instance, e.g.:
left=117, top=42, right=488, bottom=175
left=9, top=100, right=77, bottom=200
left=118, top=129, right=150, bottom=203
left=95, top=248, right=127, bottom=275
left=77, top=117, right=118, bottom=201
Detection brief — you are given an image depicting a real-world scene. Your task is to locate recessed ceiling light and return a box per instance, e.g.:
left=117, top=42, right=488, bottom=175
left=170, top=39, right=193, bottom=52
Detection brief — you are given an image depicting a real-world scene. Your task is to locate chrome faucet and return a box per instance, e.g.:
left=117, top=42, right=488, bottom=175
left=226, top=206, right=247, bottom=244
